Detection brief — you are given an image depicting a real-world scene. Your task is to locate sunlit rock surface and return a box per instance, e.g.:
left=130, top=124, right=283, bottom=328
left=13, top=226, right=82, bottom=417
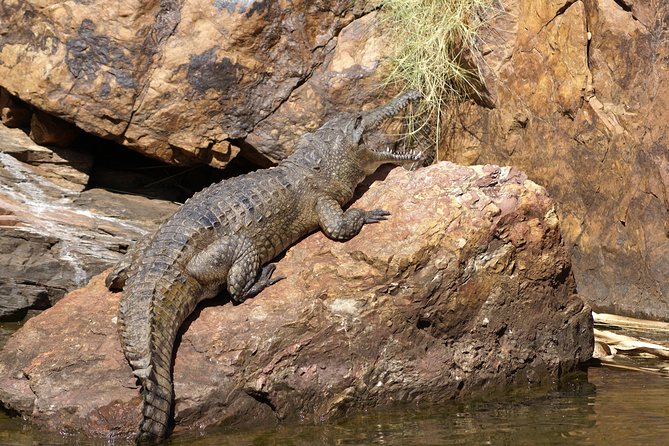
left=445, top=0, right=669, bottom=319
left=1, top=0, right=664, bottom=320
left=0, top=162, right=593, bottom=438
left=0, top=1, right=387, bottom=167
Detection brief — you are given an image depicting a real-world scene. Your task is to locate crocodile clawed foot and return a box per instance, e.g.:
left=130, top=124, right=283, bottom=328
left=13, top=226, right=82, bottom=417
left=364, top=209, right=391, bottom=223
left=237, top=263, right=285, bottom=303
left=262, top=263, right=286, bottom=286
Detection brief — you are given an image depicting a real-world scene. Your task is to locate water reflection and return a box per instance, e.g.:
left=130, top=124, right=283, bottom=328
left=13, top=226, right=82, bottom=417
left=1, top=366, right=667, bottom=445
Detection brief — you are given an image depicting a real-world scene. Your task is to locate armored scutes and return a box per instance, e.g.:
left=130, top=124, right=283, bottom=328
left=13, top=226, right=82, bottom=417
left=106, top=90, right=423, bottom=442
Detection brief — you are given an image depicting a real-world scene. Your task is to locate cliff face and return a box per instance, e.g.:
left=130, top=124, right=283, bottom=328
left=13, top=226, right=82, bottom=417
left=445, top=0, right=669, bottom=319
left=0, top=0, right=665, bottom=317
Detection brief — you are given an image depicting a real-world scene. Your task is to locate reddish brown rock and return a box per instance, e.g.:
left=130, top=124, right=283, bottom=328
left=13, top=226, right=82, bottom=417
left=244, top=10, right=392, bottom=163
left=445, top=0, right=669, bottom=319
left=2, top=0, right=665, bottom=321
left=29, top=110, right=80, bottom=148
left=0, top=1, right=380, bottom=167
left=0, top=162, right=592, bottom=439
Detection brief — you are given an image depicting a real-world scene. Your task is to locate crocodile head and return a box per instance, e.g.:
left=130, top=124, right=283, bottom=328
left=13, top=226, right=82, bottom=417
left=320, top=90, right=424, bottom=176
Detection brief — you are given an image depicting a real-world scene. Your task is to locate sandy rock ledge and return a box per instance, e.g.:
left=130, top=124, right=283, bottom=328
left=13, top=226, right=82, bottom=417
left=0, top=162, right=593, bottom=438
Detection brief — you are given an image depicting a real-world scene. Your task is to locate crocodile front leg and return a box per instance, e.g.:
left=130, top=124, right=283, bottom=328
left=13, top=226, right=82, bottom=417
left=187, top=236, right=283, bottom=303
left=316, top=196, right=390, bottom=241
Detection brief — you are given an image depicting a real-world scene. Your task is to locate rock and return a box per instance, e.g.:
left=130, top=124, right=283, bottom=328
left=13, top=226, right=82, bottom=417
left=0, top=87, right=31, bottom=129
left=445, top=0, right=669, bottom=319
left=29, top=110, right=80, bottom=148
left=3, top=0, right=665, bottom=322
left=0, top=1, right=379, bottom=167
left=0, top=123, right=91, bottom=191
left=244, top=10, right=392, bottom=163
left=0, top=134, right=178, bottom=321
left=0, top=162, right=593, bottom=438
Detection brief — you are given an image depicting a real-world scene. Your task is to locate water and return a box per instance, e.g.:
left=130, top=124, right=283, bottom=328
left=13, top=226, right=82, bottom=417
left=0, top=363, right=667, bottom=445
left=1, top=319, right=668, bottom=445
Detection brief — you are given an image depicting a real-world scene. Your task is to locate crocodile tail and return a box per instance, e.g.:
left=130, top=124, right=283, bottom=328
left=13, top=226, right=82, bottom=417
left=137, top=361, right=172, bottom=442
left=118, top=268, right=203, bottom=442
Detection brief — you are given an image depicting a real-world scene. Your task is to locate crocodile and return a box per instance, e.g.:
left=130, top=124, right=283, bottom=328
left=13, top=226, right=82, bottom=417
left=105, top=90, right=423, bottom=442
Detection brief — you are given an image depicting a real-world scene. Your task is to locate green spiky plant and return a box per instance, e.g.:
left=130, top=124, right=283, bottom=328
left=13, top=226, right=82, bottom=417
left=378, top=0, right=495, bottom=161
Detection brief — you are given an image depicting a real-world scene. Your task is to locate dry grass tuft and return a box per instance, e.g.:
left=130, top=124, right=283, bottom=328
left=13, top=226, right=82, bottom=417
left=378, top=0, right=496, bottom=160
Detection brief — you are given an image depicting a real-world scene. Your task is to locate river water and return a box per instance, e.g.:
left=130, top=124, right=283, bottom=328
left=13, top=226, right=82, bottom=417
left=1, top=326, right=668, bottom=445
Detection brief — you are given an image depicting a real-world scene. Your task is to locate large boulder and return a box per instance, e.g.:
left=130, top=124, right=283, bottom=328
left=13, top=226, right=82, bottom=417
left=445, top=0, right=669, bottom=319
left=0, top=1, right=388, bottom=167
left=0, top=162, right=593, bottom=438
left=0, top=124, right=178, bottom=320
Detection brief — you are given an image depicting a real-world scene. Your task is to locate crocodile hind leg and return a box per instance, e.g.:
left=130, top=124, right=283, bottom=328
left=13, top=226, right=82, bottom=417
left=187, top=235, right=283, bottom=304
left=229, top=262, right=284, bottom=303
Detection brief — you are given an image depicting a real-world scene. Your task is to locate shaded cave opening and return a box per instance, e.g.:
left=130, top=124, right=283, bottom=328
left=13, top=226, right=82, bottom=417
left=81, top=133, right=258, bottom=204
left=0, top=86, right=261, bottom=204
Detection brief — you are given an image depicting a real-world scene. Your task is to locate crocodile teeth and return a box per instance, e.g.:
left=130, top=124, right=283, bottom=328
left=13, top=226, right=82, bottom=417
left=375, top=147, right=422, bottom=162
